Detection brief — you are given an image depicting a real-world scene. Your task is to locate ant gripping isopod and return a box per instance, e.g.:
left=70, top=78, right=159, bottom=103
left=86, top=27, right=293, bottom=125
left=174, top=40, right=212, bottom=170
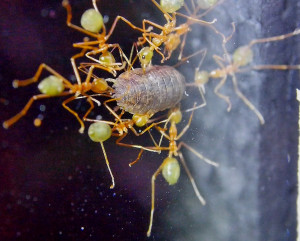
left=2, top=52, right=111, bottom=133
left=62, top=0, right=148, bottom=76
left=125, top=104, right=218, bottom=237
left=136, top=0, right=220, bottom=69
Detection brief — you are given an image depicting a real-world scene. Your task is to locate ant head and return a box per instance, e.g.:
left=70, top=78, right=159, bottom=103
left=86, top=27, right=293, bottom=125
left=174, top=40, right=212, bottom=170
left=162, top=157, right=180, bottom=185
left=91, top=78, right=108, bottom=93
left=138, top=47, right=153, bottom=70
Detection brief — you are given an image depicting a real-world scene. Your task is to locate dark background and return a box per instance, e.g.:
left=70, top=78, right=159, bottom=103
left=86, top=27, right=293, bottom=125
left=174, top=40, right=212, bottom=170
left=0, top=0, right=299, bottom=240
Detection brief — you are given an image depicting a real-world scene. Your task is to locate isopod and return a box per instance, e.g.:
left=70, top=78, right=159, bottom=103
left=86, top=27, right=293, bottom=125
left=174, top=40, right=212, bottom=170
left=111, top=65, right=186, bottom=115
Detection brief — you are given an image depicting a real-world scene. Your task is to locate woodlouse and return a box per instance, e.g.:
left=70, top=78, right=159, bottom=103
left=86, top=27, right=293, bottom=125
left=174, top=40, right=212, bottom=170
left=112, top=65, right=186, bottom=115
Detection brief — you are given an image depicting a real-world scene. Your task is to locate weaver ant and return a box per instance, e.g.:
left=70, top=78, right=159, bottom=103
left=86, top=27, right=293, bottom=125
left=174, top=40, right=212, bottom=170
left=85, top=103, right=171, bottom=189
left=2, top=50, right=112, bottom=133
left=190, top=25, right=300, bottom=124
left=125, top=104, right=218, bottom=236
left=62, top=0, right=148, bottom=76
left=137, top=0, right=220, bottom=69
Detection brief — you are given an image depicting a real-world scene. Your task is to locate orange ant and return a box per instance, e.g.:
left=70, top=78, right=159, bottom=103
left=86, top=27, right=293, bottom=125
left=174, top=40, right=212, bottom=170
left=190, top=25, right=300, bottom=124
left=136, top=0, right=221, bottom=69
left=126, top=104, right=218, bottom=236
left=85, top=100, right=172, bottom=189
left=2, top=50, right=112, bottom=133
left=62, top=0, right=148, bottom=76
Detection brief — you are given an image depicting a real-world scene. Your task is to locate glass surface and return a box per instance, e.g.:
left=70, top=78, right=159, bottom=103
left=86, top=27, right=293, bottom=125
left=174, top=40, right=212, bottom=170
left=0, top=0, right=299, bottom=240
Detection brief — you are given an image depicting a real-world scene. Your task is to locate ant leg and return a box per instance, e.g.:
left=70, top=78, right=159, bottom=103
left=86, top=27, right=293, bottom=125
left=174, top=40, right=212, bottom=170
left=174, top=46, right=207, bottom=68
left=178, top=33, right=188, bottom=60
left=185, top=89, right=207, bottom=112
left=103, top=98, right=123, bottom=121
left=62, top=0, right=99, bottom=39
left=62, top=96, right=85, bottom=133
left=231, top=73, right=265, bottom=125
left=224, top=22, right=236, bottom=43
left=176, top=103, right=198, bottom=140
left=3, top=92, right=70, bottom=129
left=252, top=64, right=300, bottom=71
left=248, top=28, right=300, bottom=48
left=82, top=95, right=94, bottom=121
left=105, top=16, right=146, bottom=41
left=73, top=39, right=99, bottom=50
left=175, top=11, right=217, bottom=26
left=70, top=50, right=87, bottom=86
left=99, top=141, right=115, bottom=189
left=13, top=64, right=72, bottom=89
left=146, top=160, right=165, bottom=237
left=212, top=55, right=232, bottom=111
left=178, top=142, right=219, bottom=166
left=80, top=62, right=117, bottom=77
left=142, top=32, right=166, bottom=62
left=115, top=133, right=162, bottom=153
left=214, top=75, right=232, bottom=111
left=178, top=151, right=206, bottom=205
left=129, top=149, right=144, bottom=167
